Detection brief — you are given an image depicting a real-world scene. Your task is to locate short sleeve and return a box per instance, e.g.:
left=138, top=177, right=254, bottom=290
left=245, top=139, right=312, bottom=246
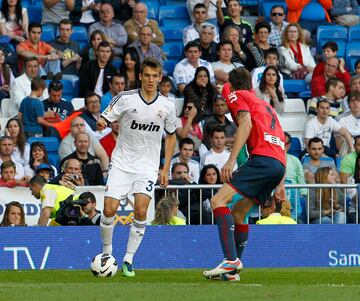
left=340, top=154, right=355, bottom=175
left=226, top=90, right=250, bottom=116
left=173, top=64, right=186, bottom=85
left=164, top=103, right=177, bottom=134
left=41, top=189, right=57, bottom=208
left=102, top=93, right=124, bottom=122
left=35, top=100, right=44, bottom=117
left=304, top=119, right=315, bottom=139
left=331, top=119, right=343, bottom=132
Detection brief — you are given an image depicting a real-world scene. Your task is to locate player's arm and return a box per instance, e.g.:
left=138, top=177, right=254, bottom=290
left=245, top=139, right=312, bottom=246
left=97, top=116, right=110, bottom=131
left=222, top=111, right=252, bottom=182
left=38, top=207, right=52, bottom=226
left=160, top=133, right=177, bottom=187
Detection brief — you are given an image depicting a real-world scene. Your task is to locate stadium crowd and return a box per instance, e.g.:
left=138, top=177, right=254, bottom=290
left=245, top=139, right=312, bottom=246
left=0, top=0, right=360, bottom=226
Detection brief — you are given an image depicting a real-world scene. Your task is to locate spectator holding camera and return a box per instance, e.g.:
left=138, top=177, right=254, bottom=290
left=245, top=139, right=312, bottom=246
left=51, top=158, right=85, bottom=188
left=28, top=175, right=75, bottom=226
left=74, top=191, right=101, bottom=225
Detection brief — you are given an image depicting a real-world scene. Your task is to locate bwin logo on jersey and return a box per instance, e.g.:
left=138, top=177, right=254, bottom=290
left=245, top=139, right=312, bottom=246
left=130, top=120, right=160, bottom=132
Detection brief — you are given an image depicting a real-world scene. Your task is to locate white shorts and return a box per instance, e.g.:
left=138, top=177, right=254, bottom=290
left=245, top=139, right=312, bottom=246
left=105, top=167, right=157, bottom=201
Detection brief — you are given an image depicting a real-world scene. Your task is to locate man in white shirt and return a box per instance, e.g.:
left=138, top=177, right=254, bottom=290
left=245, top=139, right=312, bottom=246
left=170, top=137, right=200, bottom=183
left=200, top=125, right=237, bottom=172
left=0, top=136, right=27, bottom=179
left=304, top=99, right=354, bottom=157
left=9, top=57, right=49, bottom=117
left=183, top=3, right=219, bottom=46
left=173, top=41, right=215, bottom=94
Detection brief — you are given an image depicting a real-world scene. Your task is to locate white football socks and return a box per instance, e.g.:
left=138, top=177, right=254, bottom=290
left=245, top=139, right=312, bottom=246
left=100, top=214, right=115, bottom=255
left=123, top=219, right=147, bottom=264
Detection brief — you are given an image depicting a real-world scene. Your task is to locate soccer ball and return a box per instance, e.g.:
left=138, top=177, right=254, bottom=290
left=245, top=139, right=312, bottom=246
left=90, top=253, right=118, bottom=277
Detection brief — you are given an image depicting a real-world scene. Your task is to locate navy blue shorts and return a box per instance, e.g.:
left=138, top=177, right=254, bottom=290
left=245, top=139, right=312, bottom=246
left=229, top=156, right=285, bottom=206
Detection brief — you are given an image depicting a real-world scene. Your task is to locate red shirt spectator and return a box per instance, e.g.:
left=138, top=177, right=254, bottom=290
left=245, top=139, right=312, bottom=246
left=100, top=121, right=119, bottom=158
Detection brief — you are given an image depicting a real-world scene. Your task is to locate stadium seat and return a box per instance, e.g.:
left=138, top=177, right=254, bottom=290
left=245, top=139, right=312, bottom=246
left=316, top=25, right=348, bottom=57
left=163, top=60, right=178, bottom=76
left=241, top=0, right=259, bottom=6
left=61, top=80, right=75, bottom=101
left=0, top=99, right=11, bottom=118
left=300, top=1, right=325, bottom=21
left=345, top=42, right=360, bottom=73
left=335, top=157, right=343, bottom=171
left=288, top=136, right=303, bottom=158
left=147, top=1, right=159, bottom=19
left=277, top=115, right=307, bottom=137
left=0, top=117, right=10, bottom=136
left=27, top=137, right=60, bottom=153
left=112, top=57, right=122, bottom=71
left=348, top=24, right=360, bottom=42
left=41, top=25, right=56, bottom=42
left=158, top=5, right=191, bottom=27
left=162, top=42, right=182, bottom=60
left=70, top=26, right=89, bottom=50
left=27, top=5, right=42, bottom=23
left=283, top=98, right=306, bottom=114
left=283, top=80, right=308, bottom=95
left=161, top=28, right=183, bottom=41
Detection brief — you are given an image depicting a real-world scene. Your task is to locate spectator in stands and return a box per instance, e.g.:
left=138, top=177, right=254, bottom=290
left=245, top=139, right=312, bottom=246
left=17, top=22, right=62, bottom=77
left=200, top=125, right=236, bottom=172
left=9, top=57, right=49, bottom=118
left=183, top=3, right=219, bottom=46
left=341, top=74, right=360, bottom=112
left=336, top=91, right=360, bottom=155
left=302, top=137, right=337, bottom=183
left=347, top=152, right=360, bottom=223
left=202, top=96, right=236, bottom=155
left=279, top=23, right=315, bottom=82
left=0, top=48, right=15, bottom=102
left=340, top=135, right=360, bottom=184
left=100, top=120, right=118, bottom=158
left=170, top=137, right=200, bottom=184
left=42, top=0, right=72, bottom=27
left=183, top=66, right=216, bottom=117
left=152, top=196, right=186, bottom=226
left=222, top=25, right=255, bottom=71
left=284, top=132, right=306, bottom=223
left=51, top=157, right=85, bottom=187
left=80, top=93, right=103, bottom=133
left=43, top=80, right=74, bottom=121
left=5, top=118, right=31, bottom=171
left=187, top=0, right=226, bottom=25
left=35, top=163, right=54, bottom=182
left=0, top=160, right=27, bottom=187
left=159, top=76, right=176, bottom=103
left=330, top=0, right=359, bottom=26
left=304, top=99, right=354, bottom=159
left=354, top=59, right=360, bottom=76
left=0, top=43, right=18, bottom=75
left=216, top=0, right=253, bottom=44
left=60, top=132, right=104, bottom=185
left=49, top=19, right=81, bottom=77
left=79, top=41, right=117, bottom=97
left=58, top=116, right=109, bottom=172
left=129, top=25, right=163, bottom=66
left=119, top=46, right=141, bottom=90
left=251, top=48, right=284, bottom=90
left=307, top=78, right=346, bottom=119
left=18, top=77, right=52, bottom=138
left=169, top=162, right=200, bottom=224
left=74, top=191, right=101, bottom=225
left=29, top=142, right=57, bottom=177
left=0, top=0, right=29, bottom=44
left=267, top=5, right=288, bottom=47
left=311, top=57, right=351, bottom=97
left=124, top=2, right=163, bottom=47
left=176, top=100, right=203, bottom=153
left=193, top=23, right=218, bottom=63
left=0, top=136, right=26, bottom=179
left=249, top=22, right=278, bottom=68
left=212, top=40, right=243, bottom=86
left=69, top=0, right=100, bottom=26
left=111, top=0, right=137, bottom=24
left=88, top=3, right=127, bottom=57
left=256, top=198, right=297, bottom=225
left=173, top=41, right=215, bottom=94
left=101, top=74, right=125, bottom=112
left=308, top=167, right=346, bottom=224
left=255, top=66, right=285, bottom=115
left=0, top=200, right=26, bottom=226
left=80, top=29, right=106, bottom=66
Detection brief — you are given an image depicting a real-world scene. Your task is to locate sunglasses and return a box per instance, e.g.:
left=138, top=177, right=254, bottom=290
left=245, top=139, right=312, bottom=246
left=49, top=81, right=63, bottom=90
left=186, top=106, right=193, bottom=110
left=272, top=12, right=284, bottom=16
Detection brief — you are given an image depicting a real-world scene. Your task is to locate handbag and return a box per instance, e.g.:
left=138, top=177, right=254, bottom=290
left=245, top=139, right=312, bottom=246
left=292, top=66, right=308, bottom=80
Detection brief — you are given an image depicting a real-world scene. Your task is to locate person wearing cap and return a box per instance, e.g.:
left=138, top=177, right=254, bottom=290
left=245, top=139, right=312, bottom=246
left=183, top=4, right=219, bottom=46
left=35, top=163, right=54, bottom=182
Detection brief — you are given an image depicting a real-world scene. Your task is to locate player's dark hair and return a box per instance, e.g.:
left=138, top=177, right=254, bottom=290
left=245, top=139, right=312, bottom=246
left=211, top=125, right=226, bottom=137
left=171, top=162, right=189, bottom=174
left=185, top=41, right=201, bottom=52
left=229, top=67, right=252, bottom=91
left=28, top=175, right=47, bottom=187
left=325, top=77, right=343, bottom=93
left=284, top=132, right=291, bottom=141
left=140, top=57, right=162, bottom=75
left=199, top=164, right=222, bottom=184
left=179, top=137, right=195, bottom=149
left=31, top=77, right=46, bottom=91
left=322, top=41, right=338, bottom=52
left=255, top=21, right=271, bottom=34
left=308, top=137, right=324, bottom=148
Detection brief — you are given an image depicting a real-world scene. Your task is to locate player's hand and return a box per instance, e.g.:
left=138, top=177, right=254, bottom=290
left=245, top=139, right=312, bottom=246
left=159, top=170, right=169, bottom=188
left=96, top=117, right=107, bottom=131
left=221, top=159, right=235, bottom=183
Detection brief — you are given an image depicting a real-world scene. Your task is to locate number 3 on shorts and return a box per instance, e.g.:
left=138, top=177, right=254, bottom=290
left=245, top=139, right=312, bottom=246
left=146, top=180, right=155, bottom=192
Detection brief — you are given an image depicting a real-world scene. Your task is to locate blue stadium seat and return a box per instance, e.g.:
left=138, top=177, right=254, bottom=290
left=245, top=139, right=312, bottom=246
left=112, top=58, right=122, bottom=71
left=161, top=28, right=183, bottom=41
left=283, top=80, right=308, bottom=94
left=300, top=1, right=325, bottom=21
left=27, top=137, right=60, bottom=153
left=348, top=24, right=360, bottom=42
left=147, top=1, right=159, bottom=19
left=70, top=26, right=89, bottom=50
left=158, top=5, right=191, bottom=27
left=162, top=42, right=182, bottom=60
left=316, top=25, right=348, bottom=57
left=335, top=157, right=343, bottom=171
left=288, top=137, right=302, bottom=158
left=164, top=60, right=178, bottom=76
left=41, top=25, right=55, bottom=42
left=346, top=42, right=360, bottom=73
left=241, top=0, right=259, bottom=6
left=27, top=5, right=42, bottom=23
left=61, top=79, right=75, bottom=101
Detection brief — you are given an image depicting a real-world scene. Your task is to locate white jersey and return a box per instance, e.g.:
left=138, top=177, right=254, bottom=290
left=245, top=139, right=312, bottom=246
left=102, top=89, right=177, bottom=174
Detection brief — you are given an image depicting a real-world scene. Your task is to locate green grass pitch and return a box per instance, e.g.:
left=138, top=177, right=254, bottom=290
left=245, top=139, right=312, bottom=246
left=0, top=268, right=360, bottom=301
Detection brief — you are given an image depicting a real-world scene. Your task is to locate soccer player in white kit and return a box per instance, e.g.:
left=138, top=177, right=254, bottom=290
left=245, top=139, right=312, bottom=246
left=96, top=58, right=177, bottom=277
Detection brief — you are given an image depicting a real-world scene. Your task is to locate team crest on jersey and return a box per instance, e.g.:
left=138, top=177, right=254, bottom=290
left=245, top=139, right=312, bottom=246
left=157, top=110, right=164, bottom=119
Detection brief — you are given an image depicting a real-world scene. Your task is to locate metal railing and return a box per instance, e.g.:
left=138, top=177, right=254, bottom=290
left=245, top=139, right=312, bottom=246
left=155, top=183, right=359, bottom=225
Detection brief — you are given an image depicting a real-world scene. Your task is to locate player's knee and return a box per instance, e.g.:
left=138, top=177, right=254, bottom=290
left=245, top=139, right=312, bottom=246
left=103, top=207, right=116, bottom=218
left=232, top=211, right=246, bottom=224
left=134, top=207, right=147, bottom=220
left=211, top=196, right=224, bottom=209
